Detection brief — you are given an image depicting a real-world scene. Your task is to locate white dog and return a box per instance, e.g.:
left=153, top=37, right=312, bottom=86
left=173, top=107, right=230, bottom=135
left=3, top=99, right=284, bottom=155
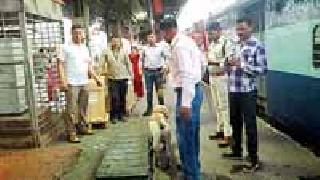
left=148, top=105, right=175, bottom=171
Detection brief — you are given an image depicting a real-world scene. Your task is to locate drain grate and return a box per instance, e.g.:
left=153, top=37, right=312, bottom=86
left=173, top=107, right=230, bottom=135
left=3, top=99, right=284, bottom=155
left=95, top=121, right=152, bottom=179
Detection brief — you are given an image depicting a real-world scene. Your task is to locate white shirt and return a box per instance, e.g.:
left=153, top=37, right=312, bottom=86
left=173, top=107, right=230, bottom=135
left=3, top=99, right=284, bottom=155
left=169, top=34, right=202, bottom=108
left=142, top=43, right=165, bottom=69
left=121, top=38, right=131, bottom=55
left=61, top=44, right=91, bottom=86
left=195, top=45, right=207, bottom=77
left=159, top=40, right=171, bottom=61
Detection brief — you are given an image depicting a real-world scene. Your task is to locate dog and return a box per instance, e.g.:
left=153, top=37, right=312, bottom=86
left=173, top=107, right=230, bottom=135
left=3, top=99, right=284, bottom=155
left=149, top=105, right=175, bottom=171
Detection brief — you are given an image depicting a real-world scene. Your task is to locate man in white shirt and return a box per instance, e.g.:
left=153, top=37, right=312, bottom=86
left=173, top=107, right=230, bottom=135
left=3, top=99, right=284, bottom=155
left=162, top=19, right=203, bottom=180
left=58, top=25, right=101, bottom=143
left=141, top=31, right=166, bottom=116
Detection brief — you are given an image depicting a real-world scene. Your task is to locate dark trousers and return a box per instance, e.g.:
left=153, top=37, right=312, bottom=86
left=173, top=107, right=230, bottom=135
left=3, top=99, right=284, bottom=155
left=144, top=69, right=165, bottom=111
left=108, top=79, right=128, bottom=121
left=175, top=84, right=203, bottom=180
left=229, top=91, right=258, bottom=160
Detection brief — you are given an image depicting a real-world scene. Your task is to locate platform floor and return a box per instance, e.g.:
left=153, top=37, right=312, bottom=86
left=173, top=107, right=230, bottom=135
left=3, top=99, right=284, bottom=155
left=63, top=88, right=320, bottom=179
left=1, top=88, right=319, bottom=180
left=153, top=88, right=320, bottom=180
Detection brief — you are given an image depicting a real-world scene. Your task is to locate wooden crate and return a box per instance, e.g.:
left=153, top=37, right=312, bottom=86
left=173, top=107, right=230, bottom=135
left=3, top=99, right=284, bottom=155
left=86, top=77, right=108, bottom=126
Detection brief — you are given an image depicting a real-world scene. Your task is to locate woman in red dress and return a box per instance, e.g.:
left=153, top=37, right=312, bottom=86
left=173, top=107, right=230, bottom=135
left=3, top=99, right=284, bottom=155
left=129, top=46, right=144, bottom=100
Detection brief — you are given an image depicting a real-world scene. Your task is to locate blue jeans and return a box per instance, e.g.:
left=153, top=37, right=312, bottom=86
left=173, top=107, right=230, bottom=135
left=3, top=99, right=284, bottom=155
left=144, top=69, right=165, bottom=111
left=175, top=84, right=203, bottom=180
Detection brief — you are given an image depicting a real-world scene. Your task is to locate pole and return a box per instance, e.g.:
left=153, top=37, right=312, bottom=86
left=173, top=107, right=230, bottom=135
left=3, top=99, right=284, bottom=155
left=147, top=0, right=155, bottom=32
left=19, top=0, right=40, bottom=147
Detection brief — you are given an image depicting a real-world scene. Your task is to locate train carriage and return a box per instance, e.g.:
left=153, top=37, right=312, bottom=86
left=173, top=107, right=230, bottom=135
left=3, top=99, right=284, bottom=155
left=208, top=0, right=320, bottom=154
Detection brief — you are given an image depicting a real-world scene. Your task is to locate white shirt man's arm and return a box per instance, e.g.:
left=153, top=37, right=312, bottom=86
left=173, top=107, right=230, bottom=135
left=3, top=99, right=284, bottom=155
left=160, top=46, right=169, bottom=73
left=200, top=50, right=207, bottom=78
left=176, top=47, right=196, bottom=108
left=87, top=50, right=101, bottom=86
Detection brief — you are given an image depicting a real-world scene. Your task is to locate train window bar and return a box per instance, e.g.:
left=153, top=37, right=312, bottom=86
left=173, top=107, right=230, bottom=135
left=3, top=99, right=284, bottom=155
left=313, top=25, right=320, bottom=68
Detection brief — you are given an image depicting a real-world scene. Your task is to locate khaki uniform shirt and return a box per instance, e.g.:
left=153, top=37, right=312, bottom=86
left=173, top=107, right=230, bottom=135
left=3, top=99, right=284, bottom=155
left=207, top=36, right=231, bottom=74
left=101, top=48, right=131, bottom=80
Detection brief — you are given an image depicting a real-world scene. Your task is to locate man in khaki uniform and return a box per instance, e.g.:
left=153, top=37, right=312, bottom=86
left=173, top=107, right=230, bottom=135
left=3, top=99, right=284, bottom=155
left=207, top=23, right=232, bottom=147
left=101, top=37, right=132, bottom=124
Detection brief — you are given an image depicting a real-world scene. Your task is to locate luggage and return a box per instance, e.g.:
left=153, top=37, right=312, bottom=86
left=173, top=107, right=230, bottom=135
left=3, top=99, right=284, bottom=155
left=86, top=76, right=108, bottom=127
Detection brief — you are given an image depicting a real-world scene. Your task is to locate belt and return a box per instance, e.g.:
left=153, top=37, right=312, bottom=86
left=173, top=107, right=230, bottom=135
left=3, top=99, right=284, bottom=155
left=108, top=78, right=128, bottom=82
left=210, top=72, right=226, bottom=76
left=195, top=82, right=202, bottom=87
left=144, top=67, right=162, bottom=71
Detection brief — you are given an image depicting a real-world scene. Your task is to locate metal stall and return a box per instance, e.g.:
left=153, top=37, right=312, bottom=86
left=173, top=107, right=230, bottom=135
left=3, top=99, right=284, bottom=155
left=0, top=0, right=65, bottom=148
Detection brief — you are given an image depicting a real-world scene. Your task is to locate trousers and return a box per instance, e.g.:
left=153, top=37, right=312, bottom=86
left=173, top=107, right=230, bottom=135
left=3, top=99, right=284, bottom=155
left=229, top=91, right=258, bottom=159
left=175, top=84, right=203, bottom=180
left=209, top=75, right=232, bottom=136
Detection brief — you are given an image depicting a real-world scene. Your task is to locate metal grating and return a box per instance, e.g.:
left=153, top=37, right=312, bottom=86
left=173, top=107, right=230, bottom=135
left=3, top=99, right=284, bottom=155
left=0, top=12, right=21, bottom=38
left=0, top=9, right=65, bottom=148
left=0, top=11, right=26, bottom=114
left=96, top=121, right=152, bottom=179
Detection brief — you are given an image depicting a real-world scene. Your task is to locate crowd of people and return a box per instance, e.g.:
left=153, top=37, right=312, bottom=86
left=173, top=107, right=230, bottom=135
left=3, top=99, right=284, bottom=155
left=58, top=17, right=267, bottom=179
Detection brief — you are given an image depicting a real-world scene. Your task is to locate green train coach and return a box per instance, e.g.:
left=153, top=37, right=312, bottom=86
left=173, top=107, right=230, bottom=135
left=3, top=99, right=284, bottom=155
left=209, top=0, right=320, bottom=154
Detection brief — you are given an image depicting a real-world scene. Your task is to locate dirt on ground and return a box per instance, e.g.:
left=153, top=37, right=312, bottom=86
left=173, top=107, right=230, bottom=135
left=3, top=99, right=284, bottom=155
left=0, top=145, right=81, bottom=180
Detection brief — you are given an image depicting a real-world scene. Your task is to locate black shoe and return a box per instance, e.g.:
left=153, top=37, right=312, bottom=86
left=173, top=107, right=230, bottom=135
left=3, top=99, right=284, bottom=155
left=209, top=132, right=224, bottom=140
left=110, top=119, right=117, bottom=124
left=68, top=135, right=81, bottom=143
left=218, top=136, right=232, bottom=148
left=218, top=143, right=230, bottom=149
left=222, top=152, right=242, bottom=160
left=119, top=117, right=128, bottom=122
left=230, top=164, right=246, bottom=174
left=80, top=129, right=94, bottom=135
left=176, top=164, right=183, bottom=171
left=242, top=161, right=261, bottom=173
left=143, top=111, right=152, bottom=116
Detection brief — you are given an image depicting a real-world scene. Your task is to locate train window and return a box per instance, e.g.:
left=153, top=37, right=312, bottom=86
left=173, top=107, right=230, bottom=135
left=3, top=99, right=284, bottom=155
left=275, top=1, right=287, bottom=12
left=313, top=25, right=320, bottom=68
left=266, top=0, right=320, bottom=29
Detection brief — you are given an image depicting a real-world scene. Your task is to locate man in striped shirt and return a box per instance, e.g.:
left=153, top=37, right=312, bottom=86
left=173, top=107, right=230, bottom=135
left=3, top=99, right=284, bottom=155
left=223, top=18, right=267, bottom=172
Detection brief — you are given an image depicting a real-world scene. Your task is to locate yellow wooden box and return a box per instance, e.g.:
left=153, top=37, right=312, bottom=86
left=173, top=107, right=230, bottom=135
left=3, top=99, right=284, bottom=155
left=86, top=77, right=108, bottom=126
